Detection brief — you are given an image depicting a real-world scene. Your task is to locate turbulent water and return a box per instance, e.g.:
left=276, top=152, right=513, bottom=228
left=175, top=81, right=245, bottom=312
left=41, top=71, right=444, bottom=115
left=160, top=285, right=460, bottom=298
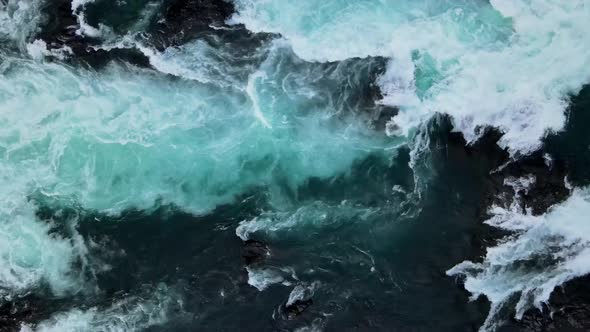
left=0, top=0, right=590, bottom=331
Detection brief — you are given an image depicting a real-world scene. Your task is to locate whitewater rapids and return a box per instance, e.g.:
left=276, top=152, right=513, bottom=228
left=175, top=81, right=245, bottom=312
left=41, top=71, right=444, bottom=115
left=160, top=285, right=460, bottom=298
left=1, top=0, right=590, bottom=331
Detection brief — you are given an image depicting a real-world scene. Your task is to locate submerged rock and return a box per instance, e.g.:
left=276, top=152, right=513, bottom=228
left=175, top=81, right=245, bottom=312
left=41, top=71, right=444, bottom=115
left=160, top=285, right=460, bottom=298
left=31, top=0, right=246, bottom=67
left=503, top=275, right=590, bottom=331
left=284, top=299, right=313, bottom=319
left=494, top=151, right=570, bottom=215
left=0, top=296, right=71, bottom=332
left=431, top=113, right=587, bottom=330
left=150, top=0, right=236, bottom=48
left=282, top=282, right=318, bottom=319
left=0, top=299, right=30, bottom=331
left=35, top=0, right=80, bottom=49
left=32, top=0, right=150, bottom=67
left=241, top=239, right=270, bottom=266
left=432, top=119, right=570, bottom=218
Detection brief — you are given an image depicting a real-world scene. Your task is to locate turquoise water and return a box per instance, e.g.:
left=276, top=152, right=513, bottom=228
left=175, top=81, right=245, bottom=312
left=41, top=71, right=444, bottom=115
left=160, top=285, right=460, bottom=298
left=1, top=1, right=590, bottom=331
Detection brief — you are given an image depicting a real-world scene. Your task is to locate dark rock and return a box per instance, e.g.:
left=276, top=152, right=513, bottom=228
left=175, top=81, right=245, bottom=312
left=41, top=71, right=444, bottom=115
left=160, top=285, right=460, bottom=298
left=0, top=296, right=71, bottom=332
left=32, top=0, right=245, bottom=68
left=431, top=96, right=584, bottom=331
left=495, top=151, right=569, bottom=215
left=33, top=0, right=151, bottom=68
left=424, top=119, right=510, bottom=219
left=144, top=0, right=276, bottom=80
left=372, top=105, right=398, bottom=130
left=149, top=0, right=236, bottom=49
left=36, top=0, right=81, bottom=48
left=423, top=116, right=570, bottom=263
left=544, top=84, right=590, bottom=187
left=284, top=299, right=313, bottom=319
left=241, top=240, right=270, bottom=266
left=280, top=283, right=318, bottom=320
left=501, top=275, right=590, bottom=331
left=81, top=47, right=152, bottom=69
left=434, top=121, right=570, bottom=218
left=0, top=299, right=32, bottom=331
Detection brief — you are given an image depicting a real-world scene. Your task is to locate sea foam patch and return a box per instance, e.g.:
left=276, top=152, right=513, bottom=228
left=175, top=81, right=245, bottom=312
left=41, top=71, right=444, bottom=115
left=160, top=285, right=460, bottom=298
left=0, top=0, right=45, bottom=47
left=0, top=40, right=390, bottom=296
left=20, top=284, right=179, bottom=332
left=231, top=0, right=590, bottom=154
left=448, top=187, right=590, bottom=331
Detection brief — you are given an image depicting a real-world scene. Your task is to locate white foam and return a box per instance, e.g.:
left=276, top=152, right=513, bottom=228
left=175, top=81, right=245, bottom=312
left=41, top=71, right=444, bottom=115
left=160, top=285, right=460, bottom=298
left=26, top=39, right=73, bottom=61
left=382, top=0, right=590, bottom=154
left=0, top=157, right=94, bottom=299
left=71, top=0, right=102, bottom=38
left=286, top=282, right=319, bottom=306
left=0, top=42, right=389, bottom=296
left=0, top=52, right=387, bottom=210
left=21, top=283, right=178, bottom=332
left=236, top=202, right=379, bottom=241
left=135, top=42, right=235, bottom=86
left=448, top=187, right=590, bottom=331
left=26, top=38, right=48, bottom=61
left=230, top=0, right=400, bottom=62
left=0, top=205, right=84, bottom=298
left=294, top=321, right=325, bottom=332
left=246, top=69, right=272, bottom=128
left=246, top=266, right=295, bottom=291
left=0, top=0, right=45, bottom=47
left=232, top=0, right=590, bottom=154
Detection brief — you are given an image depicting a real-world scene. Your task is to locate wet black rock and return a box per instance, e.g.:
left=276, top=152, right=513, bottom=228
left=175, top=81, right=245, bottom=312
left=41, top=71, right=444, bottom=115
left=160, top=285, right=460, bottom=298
left=432, top=119, right=570, bottom=218
left=149, top=0, right=236, bottom=49
left=0, top=299, right=30, bottom=332
left=545, top=84, right=590, bottom=187
left=32, top=0, right=245, bottom=68
left=371, top=105, right=398, bottom=131
left=241, top=239, right=270, bottom=266
left=425, top=118, right=511, bottom=219
left=36, top=0, right=81, bottom=49
left=495, top=151, right=570, bottom=215
left=34, top=0, right=150, bottom=68
left=500, top=275, right=590, bottom=332
left=431, top=107, right=584, bottom=331
left=0, top=296, right=71, bottom=332
left=284, top=299, right=314, bottom=319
